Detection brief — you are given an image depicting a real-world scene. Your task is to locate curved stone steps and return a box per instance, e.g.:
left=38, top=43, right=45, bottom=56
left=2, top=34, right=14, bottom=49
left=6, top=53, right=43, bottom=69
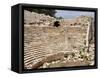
left=24, top=42, right=51, bottom=69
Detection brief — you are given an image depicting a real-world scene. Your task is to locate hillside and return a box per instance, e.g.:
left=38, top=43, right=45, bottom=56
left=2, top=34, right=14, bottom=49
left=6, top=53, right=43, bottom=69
left=24, top=10, right=95, bottom=69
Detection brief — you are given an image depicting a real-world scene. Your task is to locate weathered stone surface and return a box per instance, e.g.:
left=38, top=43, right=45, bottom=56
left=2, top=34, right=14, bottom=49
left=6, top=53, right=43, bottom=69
left=24, top=10, right=95, bottom=69
left=24, top=10, right=56, bottom=25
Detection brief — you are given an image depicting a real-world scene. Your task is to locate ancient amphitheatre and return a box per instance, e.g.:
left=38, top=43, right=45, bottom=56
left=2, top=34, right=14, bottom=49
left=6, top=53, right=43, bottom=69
left=24, top=10, right=95, bottom=69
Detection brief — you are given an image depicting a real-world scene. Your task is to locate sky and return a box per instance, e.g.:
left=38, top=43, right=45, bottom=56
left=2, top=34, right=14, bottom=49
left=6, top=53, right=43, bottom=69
left=55, top=10, right=94, bottom=19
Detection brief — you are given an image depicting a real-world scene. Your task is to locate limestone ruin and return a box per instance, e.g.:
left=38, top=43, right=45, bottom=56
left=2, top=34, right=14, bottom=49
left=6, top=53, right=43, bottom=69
left=24, top=10, right=95, bottom=69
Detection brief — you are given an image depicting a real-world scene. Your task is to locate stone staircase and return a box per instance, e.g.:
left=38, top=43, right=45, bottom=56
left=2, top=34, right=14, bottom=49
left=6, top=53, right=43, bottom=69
left=24, top=25, right=92, bottom=69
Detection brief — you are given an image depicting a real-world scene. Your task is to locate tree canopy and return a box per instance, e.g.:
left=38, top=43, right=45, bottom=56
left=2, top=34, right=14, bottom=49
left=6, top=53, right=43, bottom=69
left=25, top=8, right=56, bottom=17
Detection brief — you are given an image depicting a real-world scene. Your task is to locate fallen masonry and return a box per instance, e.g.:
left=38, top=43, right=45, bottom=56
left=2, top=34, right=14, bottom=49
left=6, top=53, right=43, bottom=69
left=24, top=10, right=95, bottom=69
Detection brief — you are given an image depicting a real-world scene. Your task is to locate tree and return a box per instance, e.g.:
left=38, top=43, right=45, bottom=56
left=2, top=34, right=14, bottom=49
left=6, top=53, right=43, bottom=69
left=25, top=8, right=56, bottom=17
left=56, top=17, right=63, bottom=19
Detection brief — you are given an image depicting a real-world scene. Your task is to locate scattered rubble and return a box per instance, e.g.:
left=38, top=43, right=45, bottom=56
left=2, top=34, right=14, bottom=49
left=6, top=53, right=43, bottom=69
left=24, top=10, right=95, bottom=69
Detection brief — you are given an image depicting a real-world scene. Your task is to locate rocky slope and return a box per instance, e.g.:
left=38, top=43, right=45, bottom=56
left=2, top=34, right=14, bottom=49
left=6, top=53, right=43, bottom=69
left=24, top=10, right=95, bottom=69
